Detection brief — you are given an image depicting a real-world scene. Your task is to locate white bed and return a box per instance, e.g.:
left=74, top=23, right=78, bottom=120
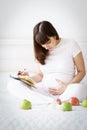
left=0, top=42, right=87, bottom=130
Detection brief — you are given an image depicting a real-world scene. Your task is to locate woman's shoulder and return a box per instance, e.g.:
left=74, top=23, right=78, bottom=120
left=61, top=37, right=77, bottom=43
left=61, top=38, right=79, bottom=47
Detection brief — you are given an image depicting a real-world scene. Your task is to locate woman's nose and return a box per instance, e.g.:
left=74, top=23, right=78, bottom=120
left=42, top=44, right=49, bottom=49
left=45, top=44, right=49, bottom=49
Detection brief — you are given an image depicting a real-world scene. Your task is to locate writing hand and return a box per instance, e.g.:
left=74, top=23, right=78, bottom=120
left=17, top=69, right=29, bottom=76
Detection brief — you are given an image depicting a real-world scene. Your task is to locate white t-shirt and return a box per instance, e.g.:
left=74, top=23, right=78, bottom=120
left=39, top=38, right=81, bottom=88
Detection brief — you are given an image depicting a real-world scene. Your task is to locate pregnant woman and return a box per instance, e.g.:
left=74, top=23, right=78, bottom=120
left=7, top=21, right=87, bottom=103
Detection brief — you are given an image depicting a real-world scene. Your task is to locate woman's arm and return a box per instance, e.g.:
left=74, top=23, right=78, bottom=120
left=49, top=52, right=86, bottom=95
left=30, top=63, right=43, bottom=83
left=17, top=64, right=43, bottom=83
left=30, top=71, right=43, bottom=83
left=71, top=52, right=86, bottom=83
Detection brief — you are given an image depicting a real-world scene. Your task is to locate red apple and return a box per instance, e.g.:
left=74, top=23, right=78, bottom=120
left=56, top=98, right=62, bottom=105
left=69, top=97, right=80, bottom=106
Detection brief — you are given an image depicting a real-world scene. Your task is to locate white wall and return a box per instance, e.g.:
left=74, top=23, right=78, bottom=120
left=0, top=40, right=38, bottom=72
left=0, top=0, right=87, bottom=71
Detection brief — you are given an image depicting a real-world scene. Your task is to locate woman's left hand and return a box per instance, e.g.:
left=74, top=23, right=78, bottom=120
left=49, top=80, right=67, bottom=95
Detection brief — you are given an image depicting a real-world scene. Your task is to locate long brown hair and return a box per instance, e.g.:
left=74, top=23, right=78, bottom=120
left=33, top=21, right=59, bottom=64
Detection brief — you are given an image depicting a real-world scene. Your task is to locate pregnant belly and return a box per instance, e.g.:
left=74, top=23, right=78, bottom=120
left=42, top=73, right=74, bottom=89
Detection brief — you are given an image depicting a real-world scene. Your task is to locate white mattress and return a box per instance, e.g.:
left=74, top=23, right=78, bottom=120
left=0, top=72, right=87, bottom=130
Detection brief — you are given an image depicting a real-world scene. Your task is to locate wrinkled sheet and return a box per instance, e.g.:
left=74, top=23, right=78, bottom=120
left=0, top=72, right=87, bottom=130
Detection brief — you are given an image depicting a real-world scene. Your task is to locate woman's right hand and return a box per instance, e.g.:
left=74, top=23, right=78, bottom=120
left=17, top=70, right=29, bottom=76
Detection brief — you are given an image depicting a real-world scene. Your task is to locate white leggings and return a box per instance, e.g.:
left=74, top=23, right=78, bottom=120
left=7, top=78, right=87, bottom=103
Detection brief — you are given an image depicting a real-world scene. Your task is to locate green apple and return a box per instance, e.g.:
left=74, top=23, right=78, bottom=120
left=81, top=99, right=87, bottom=108
left=20, top=99, right=32, bottom=110
left=60, top=102, right=72, bottom=111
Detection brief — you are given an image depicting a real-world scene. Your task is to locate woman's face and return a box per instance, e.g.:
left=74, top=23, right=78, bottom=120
left=41, top=37, right=59, bottom=50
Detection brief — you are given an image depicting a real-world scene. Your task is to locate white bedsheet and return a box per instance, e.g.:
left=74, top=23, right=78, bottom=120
left=0, top=72, right=87, bottom=130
